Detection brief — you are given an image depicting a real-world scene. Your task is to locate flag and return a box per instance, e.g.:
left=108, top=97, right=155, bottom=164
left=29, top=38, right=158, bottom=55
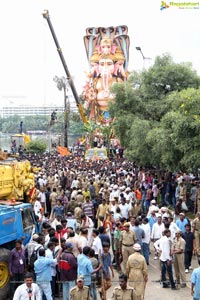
left=23, top=134, right=31, bottom=144
left=56, top=146, right=71, bottom=156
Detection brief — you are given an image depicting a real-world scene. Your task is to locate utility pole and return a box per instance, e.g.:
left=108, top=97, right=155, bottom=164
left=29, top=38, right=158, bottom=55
left=136, top=46, right=152, bottom=69
left=53, top=76, right=70, bottom=148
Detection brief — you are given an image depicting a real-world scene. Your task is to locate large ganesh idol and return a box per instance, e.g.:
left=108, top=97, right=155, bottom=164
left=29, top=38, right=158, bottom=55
left=83, top=26, right=130, bottom=124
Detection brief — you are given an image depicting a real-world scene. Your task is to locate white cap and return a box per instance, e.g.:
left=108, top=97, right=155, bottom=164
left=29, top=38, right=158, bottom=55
left=161, top=207, right=167, bottom=212
left=162, top=213, right=168, bottom=218
left=156, top=213, right=162, bottom=218
left=113, top=184, right=118, bottom=189
left=133, top=243, right=141, bottom=251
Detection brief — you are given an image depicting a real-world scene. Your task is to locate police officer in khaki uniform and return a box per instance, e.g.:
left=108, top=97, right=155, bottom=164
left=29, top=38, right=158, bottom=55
left=195, top=185, right=200, bottom=213
left=192, top=212, right=200, bottom=256
left=120, top=222, right=137, bottom=271
left=172, top=229, right=186, bottom=288
left=70, top=275, right=90, bottom=300
left=126, top=243, right=148, bottom=300
left=111, top=273, right=137, bottom=300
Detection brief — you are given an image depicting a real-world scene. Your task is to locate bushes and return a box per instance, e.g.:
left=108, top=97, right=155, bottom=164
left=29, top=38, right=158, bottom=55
left=26, top=139, right=47, bottom=154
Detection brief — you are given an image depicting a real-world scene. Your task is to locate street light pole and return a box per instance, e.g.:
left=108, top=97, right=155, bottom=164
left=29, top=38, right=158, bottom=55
left=63, top=85, right=68, bottom=148
left=136, top=46, right=152, bottom=69
left=53, top=76, right=70, bottom=148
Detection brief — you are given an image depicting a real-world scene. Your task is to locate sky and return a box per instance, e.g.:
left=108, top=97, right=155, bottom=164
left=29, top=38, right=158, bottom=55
left=0, top=0, right=199, bottom=108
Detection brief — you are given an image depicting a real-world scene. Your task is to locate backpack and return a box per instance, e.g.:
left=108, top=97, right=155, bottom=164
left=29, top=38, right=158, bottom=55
left=29, top=246, right=42, bottom=269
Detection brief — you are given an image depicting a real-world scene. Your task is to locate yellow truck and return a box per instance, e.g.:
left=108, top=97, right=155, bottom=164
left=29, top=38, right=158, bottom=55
left=85, top=147, right=108, bottom=161
left=0, top=153, right=35, bottom=201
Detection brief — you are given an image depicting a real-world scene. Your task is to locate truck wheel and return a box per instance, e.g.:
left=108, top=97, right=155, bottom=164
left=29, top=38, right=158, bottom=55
left=0, top=248, right=10, bottom=300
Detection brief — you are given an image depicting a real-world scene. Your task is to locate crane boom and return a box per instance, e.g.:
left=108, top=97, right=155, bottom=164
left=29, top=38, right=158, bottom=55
left=42, top=10, right=88, bottom=124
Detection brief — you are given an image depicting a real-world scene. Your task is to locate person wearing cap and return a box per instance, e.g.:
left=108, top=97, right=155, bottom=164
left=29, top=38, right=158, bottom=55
left=60, top=242, right=77, bottom=300
left=147, top=199, right=158, bottom=216
left=111, top=273, right=136, bottom=300
left=25, top=234, right=39, bottom=267
left=172, top=230, right=186, bottom=288
left=147, top=209, right=157, bottom=232
left=126, top=243, right=148, bottom=300
left=69, top=275, right=90, bottom=300
left=109, top=185, right=120, bottom=202
left=124, top=187, right=135, bottom=203
left=176, top=212, right=189, bottom=234
left=120, top=222, right=137, bottom=272
left=192, top=212, right=200, bottom=257
left=108, top=198, right=118, bottom=214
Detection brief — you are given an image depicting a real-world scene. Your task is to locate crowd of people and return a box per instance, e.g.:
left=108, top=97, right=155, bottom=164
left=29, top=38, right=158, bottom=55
left=9, top=151, right=200, bottom=300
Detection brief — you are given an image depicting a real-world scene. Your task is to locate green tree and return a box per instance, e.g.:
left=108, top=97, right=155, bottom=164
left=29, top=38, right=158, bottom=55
left=110, top=54, right=200, bottom=170
left=26, top=139, right=47, bottom=154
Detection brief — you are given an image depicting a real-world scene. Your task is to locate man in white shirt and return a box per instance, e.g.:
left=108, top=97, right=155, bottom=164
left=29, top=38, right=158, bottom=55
left=151, top=214, right=165, bottom=259
left=33, top=197, right=42, bottom=219
left=109, top=185, right=120, bottom=201
left=51, top=215, right=62, bottom=230
left=129, top=217, right=136, bottom=232
left=124, top=187, right=134, bottom=202
left=168, top=216, right=179, bottom=242
left=109, top=199, right=117, bottom=214
left=119, top=198, right=129, bottom=219
left=80, top=214, right=94, bottom=246
left=140, top=217, right=151, bottom=265
left=13, top=272, right=41, bottom=300
left=154, top=229, right=177, bottom=290
left=78, top=228, right=89, bottom=252
left=91, top=229, right=103, bottom=257
left=147, top=199, right=159, bottom=216
left=38, top=189, right=46, bottom=210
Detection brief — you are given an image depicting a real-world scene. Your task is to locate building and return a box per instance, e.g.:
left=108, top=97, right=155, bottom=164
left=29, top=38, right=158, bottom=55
left=0, top=95, right=78, bottom=118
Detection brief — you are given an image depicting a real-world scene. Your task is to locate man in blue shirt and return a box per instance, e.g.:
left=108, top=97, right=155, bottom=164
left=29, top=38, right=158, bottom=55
left=176, top=212, right=188, bottom=233
left=34, top=248, right=62, bottom=300
left=77, top=246, right=101, bottom=287
left=147, top=210, right=157, bottom=233
left=191, top=258, right=200, bottom=300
